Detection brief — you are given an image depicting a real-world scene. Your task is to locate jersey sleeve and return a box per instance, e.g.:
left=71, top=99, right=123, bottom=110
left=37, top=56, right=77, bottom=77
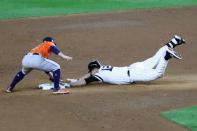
left=84, top=75, right=103, bottom=84
left=50, top=45, right=60, bottom=55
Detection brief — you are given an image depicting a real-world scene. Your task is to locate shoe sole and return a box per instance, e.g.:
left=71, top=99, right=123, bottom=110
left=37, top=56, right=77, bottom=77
left=53, top=90, right=70, bottom=95
left=5, top=90, right=12, bottom=93
left=167, top=48, right=182, bottom=60
left=174, top=35, right=186, bottom=44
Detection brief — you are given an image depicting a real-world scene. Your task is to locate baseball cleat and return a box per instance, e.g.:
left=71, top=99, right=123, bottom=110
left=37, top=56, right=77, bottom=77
left=166, top=35, right=186, bottom=48
left=167, top=47, right=182, bottom=60
left=174, top=35, right=186, bottom=45
left=5, top=86, right=12, bottom=93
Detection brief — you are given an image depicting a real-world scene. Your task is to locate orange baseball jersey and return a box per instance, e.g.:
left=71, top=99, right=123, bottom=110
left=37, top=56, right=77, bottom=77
left=30, top=42, right=55, bottom=58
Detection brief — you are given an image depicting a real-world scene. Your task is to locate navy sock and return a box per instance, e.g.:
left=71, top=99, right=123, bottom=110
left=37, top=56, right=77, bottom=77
left=166, top=42, right=174, bottom=48
left=53, top=69, right=60, bottom=91
left=164, top=51, right=172, bottom=60
left=10, top=71, right=25, bottom=90
left=166, top=37, right=182, bottom=48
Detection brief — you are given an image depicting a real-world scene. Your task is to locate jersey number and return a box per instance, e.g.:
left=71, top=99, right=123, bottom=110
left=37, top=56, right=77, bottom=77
left=101, top=65, right=113, bottom=71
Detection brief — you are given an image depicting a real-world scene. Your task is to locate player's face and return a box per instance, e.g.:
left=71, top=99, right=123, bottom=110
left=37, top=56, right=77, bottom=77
left=90, top=68, right=99, bottom=75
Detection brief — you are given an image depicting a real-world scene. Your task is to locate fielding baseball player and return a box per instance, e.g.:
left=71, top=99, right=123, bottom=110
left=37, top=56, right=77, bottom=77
left=67, top=35, right=185, bottom=87
left=6, top=37, right=72, bottom=94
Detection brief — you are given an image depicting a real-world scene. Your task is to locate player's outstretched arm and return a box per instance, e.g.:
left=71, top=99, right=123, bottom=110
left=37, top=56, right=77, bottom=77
left=67, top=73, right=91, bottom=87
left=70, top=79, right=86, bottom=86
left=50, top=45, right=72, bottom=61
left=68, top=73, right=101, bottom=87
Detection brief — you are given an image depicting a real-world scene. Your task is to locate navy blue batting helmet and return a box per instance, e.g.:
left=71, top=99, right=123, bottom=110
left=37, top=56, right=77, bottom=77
left=43, top=36, right=55, bottom=43
left=88, top=60, right=101, bottom=72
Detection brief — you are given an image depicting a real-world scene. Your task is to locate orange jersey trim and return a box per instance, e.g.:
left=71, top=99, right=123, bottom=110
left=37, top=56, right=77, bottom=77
left=30, top=42, right=55, bottom=58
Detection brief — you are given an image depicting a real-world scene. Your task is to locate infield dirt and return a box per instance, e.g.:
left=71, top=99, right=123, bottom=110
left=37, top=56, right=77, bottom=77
left=0, top=7, right=197, bottom=131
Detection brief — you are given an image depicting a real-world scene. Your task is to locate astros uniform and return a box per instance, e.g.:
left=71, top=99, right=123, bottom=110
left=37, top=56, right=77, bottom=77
left=22, top=41, right=60, bottom=74
left=7, top=36, right=74, bottom=93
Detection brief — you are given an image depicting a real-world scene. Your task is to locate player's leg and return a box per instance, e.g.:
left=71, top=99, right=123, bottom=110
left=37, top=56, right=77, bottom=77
left=131, top=35, right=185, bottom=69
left=23, top=54, right=62, bottom=92
left=6, top=71, right=26, bottom=92
left=129, top=47, right=168, bottom=82
left=130, top=47, right=182, bottom=82
left=45, top=71, right=54, bottom=82
left=155, top=47, right=182, bottom=75
left=6, top=55, right=33, bottom=92
left=45, top=71, right=64, bottom=83
left=129, top=60, right=167, bottom=82
left=38, top=58, right=61, bottom=92
left=138, top=45, right=168, bottom=69
left=128, top=46, right=168, bottom=81
left=129, top=68, right=161, bottom=82
left=20, top=54, right=61, bottom=91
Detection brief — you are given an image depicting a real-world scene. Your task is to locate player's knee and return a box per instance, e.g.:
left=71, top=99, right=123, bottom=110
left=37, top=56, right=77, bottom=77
left=57, top=64, right=60, bottom=70
left=53, top=64, right=60, bottom=71
left=22, top=69, right=30, bottom=75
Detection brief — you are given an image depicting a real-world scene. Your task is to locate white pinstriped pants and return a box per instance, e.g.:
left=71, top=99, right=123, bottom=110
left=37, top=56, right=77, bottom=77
left=129, top=46, right=169, bottom=82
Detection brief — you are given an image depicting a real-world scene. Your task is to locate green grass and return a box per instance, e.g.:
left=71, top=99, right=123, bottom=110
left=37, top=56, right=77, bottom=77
left=161, top=106, right=197, bottom=131
left=1, top=0, right=197, bottom=20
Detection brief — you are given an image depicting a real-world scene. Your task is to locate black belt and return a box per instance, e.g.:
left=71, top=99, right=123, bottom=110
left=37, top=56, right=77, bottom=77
left=27, top=53, right=40, bottom=55
left=127, top=70, right=130, bottom=77
left=33, top=53, right=39, bottom=55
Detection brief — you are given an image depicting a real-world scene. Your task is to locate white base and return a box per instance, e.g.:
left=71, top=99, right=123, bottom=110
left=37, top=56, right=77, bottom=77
left=38, top=83, right=70, bottom=90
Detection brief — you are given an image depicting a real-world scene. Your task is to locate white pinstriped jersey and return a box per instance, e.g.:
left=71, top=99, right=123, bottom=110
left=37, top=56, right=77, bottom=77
left=93, top=65, right=133, bottom=84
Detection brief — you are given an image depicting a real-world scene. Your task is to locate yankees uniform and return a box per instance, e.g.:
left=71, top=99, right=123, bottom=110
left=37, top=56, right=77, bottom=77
left=6, top=37, right=71, bottom=93
left=83, top=35, right=185, bottom=85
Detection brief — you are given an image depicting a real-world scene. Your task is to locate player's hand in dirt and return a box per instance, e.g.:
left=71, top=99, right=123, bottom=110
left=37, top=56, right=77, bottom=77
left=67, top=78, right=77, bottom=83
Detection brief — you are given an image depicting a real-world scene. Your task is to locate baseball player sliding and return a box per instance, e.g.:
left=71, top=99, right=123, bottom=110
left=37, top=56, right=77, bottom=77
left=67, top=35, right=185, bottom=87
left=6, top=37, right=72, bottom=94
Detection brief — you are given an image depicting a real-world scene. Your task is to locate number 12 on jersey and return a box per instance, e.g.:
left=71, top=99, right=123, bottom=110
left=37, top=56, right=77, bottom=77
left=101, top=65, right=113, bottom=71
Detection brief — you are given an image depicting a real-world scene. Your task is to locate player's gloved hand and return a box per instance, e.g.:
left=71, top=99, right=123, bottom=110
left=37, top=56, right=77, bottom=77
left=65, top=56, right=72, bottom=61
